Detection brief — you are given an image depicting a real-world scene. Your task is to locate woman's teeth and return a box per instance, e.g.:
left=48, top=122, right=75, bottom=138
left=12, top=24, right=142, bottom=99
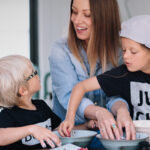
left=77, top=27, right=87, bottom=30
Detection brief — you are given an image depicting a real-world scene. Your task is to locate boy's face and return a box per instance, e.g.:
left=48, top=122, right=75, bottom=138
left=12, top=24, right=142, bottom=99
left=25, top=65, right=41, bottom=95
left=121, top=37, right=150, bottom=74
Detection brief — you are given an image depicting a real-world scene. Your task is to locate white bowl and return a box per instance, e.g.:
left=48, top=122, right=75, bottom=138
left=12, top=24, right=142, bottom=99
left=53, top=130, right=97, bottom=147
left=97, top=132, right=149, bottom=150
left=133, top=120, right=150, bottom=143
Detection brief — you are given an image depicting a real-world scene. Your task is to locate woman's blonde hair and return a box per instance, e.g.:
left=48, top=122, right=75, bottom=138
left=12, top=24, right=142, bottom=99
left=68, top=0, right=121, bottom=75
left=0, top=55, right=32, bottom=107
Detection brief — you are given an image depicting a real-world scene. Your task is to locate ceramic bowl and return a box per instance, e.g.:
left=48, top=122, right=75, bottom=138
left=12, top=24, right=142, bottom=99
left=96, top=132, right=149, bottom=150
left=53, top=130, right=97, bottom=147
left=133, top=120, right=150, bottom=143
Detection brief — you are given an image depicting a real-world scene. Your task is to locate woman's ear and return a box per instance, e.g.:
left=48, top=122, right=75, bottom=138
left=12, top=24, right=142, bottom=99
left=18, top=85, right=28, bottom=97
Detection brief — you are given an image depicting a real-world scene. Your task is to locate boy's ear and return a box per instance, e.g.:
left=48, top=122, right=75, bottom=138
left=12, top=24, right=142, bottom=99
left=18, top=86, right=28, bottom=96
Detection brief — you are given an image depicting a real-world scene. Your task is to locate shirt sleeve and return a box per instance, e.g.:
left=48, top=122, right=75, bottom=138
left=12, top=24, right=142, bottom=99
left=49, top=109, right=61, bottom=130
left=97, top=65, right=127, bottom=97
left=49, top=39, right=94, bottom=124
left=106, top=96, right=129, bottom=112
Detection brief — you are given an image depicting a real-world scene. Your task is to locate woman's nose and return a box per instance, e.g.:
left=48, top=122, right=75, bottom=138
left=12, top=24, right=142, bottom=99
left=74, top=14, right=83, bottom=24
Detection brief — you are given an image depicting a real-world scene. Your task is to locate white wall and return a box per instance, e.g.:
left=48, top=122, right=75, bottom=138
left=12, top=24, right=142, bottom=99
left=0, top=0, right=29, bottom=58
left=38, top=0, right=70, bottom=98
left=118, top=0, right=150, bottom=21
left=38, top=0, right=150, bottom=99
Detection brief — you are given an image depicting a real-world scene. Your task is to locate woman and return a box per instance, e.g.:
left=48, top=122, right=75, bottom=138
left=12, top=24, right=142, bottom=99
left=49, top=0, right=130, bottom=140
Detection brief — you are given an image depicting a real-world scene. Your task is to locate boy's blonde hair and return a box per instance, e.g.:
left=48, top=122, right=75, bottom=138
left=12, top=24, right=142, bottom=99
left=0, top=55, right=33, bottom=107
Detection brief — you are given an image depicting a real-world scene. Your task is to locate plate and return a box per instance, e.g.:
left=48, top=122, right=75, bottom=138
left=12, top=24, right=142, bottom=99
left=97, top=132, right=149, bottom=150
left=53, top=130, right=97, bottom=147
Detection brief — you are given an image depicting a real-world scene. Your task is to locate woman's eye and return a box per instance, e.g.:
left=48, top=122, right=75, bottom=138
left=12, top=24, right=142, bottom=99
left=72, top=10, right=77, bottom=15
left=84, top=14, right=91, bottom=17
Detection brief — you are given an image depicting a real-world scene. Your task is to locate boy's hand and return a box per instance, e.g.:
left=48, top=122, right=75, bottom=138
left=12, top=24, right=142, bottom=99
left=58, top=120, right=74, bottom=137
left=29, top=125, right=61, bottom=148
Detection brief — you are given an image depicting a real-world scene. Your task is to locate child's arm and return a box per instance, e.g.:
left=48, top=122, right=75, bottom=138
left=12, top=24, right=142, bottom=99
left=0, top=125, right=61, bottom=148
left=67, top=76, right=100, bottom=120
left=59, top=76, right=100, bottom=136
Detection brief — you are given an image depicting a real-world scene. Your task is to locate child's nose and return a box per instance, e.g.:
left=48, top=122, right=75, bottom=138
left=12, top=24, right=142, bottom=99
left=123, top=51, right=130, bottom=59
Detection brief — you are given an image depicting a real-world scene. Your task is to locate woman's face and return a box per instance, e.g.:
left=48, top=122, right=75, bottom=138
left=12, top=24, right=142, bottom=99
left=71, top=0, right=92, bottom=43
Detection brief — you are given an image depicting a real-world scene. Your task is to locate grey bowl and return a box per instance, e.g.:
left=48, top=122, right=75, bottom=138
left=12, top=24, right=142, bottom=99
left=97, top=132, right=149, bottom=150
left=53, top=130, right=97, bottom=147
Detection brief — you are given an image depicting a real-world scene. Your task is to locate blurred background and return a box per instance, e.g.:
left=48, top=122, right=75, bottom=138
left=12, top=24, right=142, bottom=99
left=0, top=0, right=150, bottom=105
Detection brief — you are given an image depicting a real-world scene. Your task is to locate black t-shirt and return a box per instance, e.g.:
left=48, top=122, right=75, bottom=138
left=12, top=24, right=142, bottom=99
left=0, top=99, right=61, bottom=150
left=97, top=64, right=150, bottom=120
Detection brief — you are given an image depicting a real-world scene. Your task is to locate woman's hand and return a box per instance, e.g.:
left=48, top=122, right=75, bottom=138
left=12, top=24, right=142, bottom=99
left=29, top=125, right=61, bottom=148
left=95, top=107, right=121, bottom=140
left=116, top=108, right=136, bottom=140
left=58, top=119, right=74, bottom=137
left=111, top=101, right=136, bottom=140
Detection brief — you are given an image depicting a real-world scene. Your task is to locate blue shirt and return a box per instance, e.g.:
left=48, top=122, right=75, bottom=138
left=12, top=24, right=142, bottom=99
left=49, top=38, right=128, bottom=124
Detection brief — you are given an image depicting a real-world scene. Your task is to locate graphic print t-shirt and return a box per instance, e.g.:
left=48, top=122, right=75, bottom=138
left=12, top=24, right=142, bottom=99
left=0, top=99, right=61, bottom=150
left=97, top=65, right=150, bottom=120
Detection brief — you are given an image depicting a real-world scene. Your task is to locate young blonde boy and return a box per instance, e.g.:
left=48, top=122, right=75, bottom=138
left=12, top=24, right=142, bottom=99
left=59, top=15, right=150, bottom=140
left=0, top=55, right=62, bottom=149
left=0, top=55, right=97, bottom=150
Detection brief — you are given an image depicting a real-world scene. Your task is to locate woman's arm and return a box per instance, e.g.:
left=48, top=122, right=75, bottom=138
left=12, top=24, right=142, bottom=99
left=0, top=125, right=61, bottom=148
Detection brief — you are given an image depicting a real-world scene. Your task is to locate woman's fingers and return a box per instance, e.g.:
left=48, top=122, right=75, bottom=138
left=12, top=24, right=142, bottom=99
left=99, top=124, right=109, bottom=139
left=99, top=121, right=120, bottom=140
left=111, top=123, right=120, bottom=140
left=96, top=109, right=121, bottom=140
left=131, top=123, right=136, bottom=140
left=117, top=121, right=123, bottom=137
left=124, top=121, right=136, bottom=140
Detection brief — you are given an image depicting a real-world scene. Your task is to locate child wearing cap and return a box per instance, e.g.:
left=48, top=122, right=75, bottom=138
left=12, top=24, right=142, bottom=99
left=59, top=15, right=150, bottom=140
left=0, top=55, right=97, bottom=150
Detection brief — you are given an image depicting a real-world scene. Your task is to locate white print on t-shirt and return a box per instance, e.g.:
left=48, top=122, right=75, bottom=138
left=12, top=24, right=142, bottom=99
left=22, top=118, right=51, bottom=146
left=131, top=82, right=150, bottom=120
left=0, top=107, right=4, bottom=112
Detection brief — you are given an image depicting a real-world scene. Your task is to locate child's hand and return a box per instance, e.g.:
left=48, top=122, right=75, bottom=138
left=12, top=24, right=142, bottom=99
left=29, top=125, right=61, bottom=148
left=86, top=120, right=98, bottom=130
left=58, top=120, right=74, bottom=137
